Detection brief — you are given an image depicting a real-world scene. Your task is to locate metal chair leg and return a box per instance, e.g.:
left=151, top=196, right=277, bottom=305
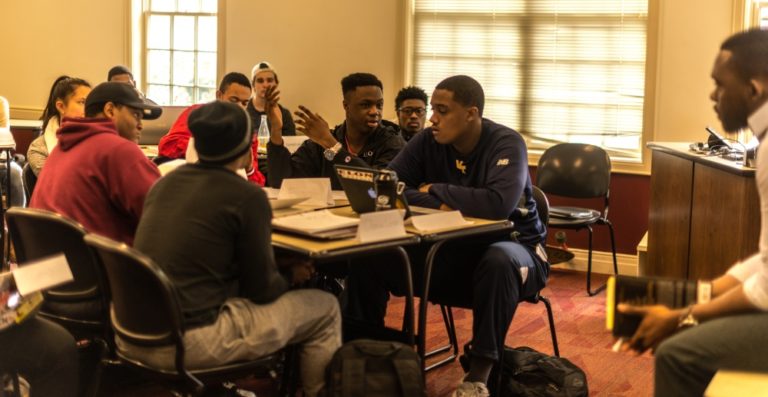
left=586, top=226, right=607, bottom=296
left=539, top=296, right=560, bottom=357
left=424, top=304, right=459, bottom=371
left=606, top=220, right=619, bottom=276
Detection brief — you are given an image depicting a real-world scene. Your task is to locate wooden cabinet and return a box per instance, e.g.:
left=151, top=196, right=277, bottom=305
left=646, top=142, right=760, bottom=279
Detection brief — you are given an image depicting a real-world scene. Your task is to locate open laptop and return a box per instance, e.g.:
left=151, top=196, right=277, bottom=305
left=334, top=164, right=413, bottom=218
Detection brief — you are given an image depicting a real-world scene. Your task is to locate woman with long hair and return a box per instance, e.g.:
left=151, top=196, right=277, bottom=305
left=27, top=76, right=91, bottom=176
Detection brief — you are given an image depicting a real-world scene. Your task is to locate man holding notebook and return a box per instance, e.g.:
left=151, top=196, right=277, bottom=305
left=346, top=75, right=549, bottom=397
left=620, top=29, right=768, bottom=396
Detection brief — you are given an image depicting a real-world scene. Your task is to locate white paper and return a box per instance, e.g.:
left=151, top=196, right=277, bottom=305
left=332, top=190, right=349, bottom=201
left=357, top=210, right=407, bottom=243
left=185, top=137, right=199, bottom=163
left=411, top=211, right=473, bottom=232
left=157, top=159, right=186, bottom=176
left=283, top=136, right=309, bottom=153
left=272, top=209, right=359, bottom=234
left=262, top=187, right=280, bottom=199
left=279, top=178, right=334, bottom=207
left=270, top=197, right=310, bottom=209
left=12, top=254, right=73, bottom=295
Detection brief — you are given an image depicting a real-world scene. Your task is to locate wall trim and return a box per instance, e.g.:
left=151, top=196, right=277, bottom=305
left=551, top=248, right=639, bottom=276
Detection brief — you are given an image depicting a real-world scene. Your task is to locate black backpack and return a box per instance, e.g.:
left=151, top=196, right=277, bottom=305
left=501, top=346, right=588, bottom=397
left=325, top=339, right=426, bottom=397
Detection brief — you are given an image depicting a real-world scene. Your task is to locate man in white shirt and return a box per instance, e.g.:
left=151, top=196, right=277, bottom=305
left=621, top=28, right=768, bottom=396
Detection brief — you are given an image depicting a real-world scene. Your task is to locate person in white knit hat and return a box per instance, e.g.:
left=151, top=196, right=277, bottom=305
left=247, top=61, right=296, bottom=137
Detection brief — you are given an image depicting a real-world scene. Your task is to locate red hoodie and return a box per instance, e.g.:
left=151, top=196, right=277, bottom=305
left=158, top=104, right=266, bottom=186
left=31, top=117, right=160, bottom=246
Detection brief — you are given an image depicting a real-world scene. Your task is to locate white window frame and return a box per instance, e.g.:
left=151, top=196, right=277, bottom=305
left=129, top=0, right=225, bottom=106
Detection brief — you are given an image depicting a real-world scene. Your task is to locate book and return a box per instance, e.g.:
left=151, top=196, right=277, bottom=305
left=549, top=207, right=595, bottom=219
left=606, top=275, right=700, bottom=338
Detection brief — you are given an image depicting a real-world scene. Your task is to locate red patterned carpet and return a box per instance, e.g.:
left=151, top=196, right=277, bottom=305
left=404, top=268, right=655, bottom=397
left=105, top=269, right=654, bottom=396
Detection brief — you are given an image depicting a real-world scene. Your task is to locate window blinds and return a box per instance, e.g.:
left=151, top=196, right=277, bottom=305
left=413, top=0, right=648, bottom=161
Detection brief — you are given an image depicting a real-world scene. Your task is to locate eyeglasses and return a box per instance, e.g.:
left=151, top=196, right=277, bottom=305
left=398, top=107, right=427, bottom=117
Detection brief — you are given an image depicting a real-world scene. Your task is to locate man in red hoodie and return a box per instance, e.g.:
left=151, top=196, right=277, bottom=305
left=31, top=82, right=161, bottom=246
left=157, top=72, right=266, bottom=186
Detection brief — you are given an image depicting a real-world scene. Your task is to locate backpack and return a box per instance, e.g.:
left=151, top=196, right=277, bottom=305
left=501, top=346, right=588, bottom=397
left=325, top=339, right=426, bottom=397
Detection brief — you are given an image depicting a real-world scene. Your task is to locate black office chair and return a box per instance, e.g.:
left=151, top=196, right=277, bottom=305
left=7, top=208, right=105, bottom=336
left=6, top=207, right=113, bottom=396
left=83, top=233, right=296, bottom=397
left=427, top=186, right=560, bottom=372
left=536, top=143, right=618, bottom=296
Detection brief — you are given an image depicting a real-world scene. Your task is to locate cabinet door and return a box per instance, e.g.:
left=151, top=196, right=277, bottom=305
left=688, top=164, right=760, bottom=279
left=647, top=151, right=693, bottom=278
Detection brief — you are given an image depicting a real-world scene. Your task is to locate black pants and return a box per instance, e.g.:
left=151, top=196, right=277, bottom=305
left=0, top=316, right=78, bottom=397
left=345, top=238, right=549, bottom=361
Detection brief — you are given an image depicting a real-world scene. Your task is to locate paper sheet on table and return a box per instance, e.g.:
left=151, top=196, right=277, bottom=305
left=278, top=178, right=334, bottom=206
left=357, top=210, right=407, bottom=243
left=272, top=209, right=359, bottom=234
left=410, top=211, right=473, bottom=232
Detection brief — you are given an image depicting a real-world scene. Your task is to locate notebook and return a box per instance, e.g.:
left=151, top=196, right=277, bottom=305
left=334, top=165, right=412, bottom=218
left=272, top=209, right=359, bottom=240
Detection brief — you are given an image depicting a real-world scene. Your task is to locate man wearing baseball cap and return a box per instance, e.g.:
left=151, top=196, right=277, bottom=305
left=31, top=82, right=162, bottom=246
left=131, top=101, right=341, bottom=397
left=247, top=61, right=296, bottom=136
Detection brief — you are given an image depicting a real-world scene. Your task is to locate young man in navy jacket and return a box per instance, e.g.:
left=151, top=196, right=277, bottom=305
left=346, top=75, right=549, bottom=397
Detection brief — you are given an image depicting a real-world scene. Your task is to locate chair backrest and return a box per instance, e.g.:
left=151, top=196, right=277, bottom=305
left=7, top=207, right=98, bottom=300
left=531, top=185, right=549, bottom=225
left=21, top=163, right=36, bottom=202
left=84, top=233, right=184, bottom=348
left=536, top=143, right=611, bottom=199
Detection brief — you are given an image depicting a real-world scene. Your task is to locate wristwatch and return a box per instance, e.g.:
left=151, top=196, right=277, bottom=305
left=678, top=305, right=699, bottom=329
left=324, top=142, right=342, bottom=161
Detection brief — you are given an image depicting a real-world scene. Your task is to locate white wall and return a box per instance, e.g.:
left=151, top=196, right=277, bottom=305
left=223, top=0, right=404, bottom=124
left=0, top=0, right=128, bottom=115
left=651, top=0, right=735, bottom=142
left=0, top=0, right=739, bottom=147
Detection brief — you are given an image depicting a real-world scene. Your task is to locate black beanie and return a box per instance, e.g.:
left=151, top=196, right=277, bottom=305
left=188, top=101, right=253, bottom=164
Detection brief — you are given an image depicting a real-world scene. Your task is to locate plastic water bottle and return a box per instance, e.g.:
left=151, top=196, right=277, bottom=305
left=258, top=114, right=269, bottom=149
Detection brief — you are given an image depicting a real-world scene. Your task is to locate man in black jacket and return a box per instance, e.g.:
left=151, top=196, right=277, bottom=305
left=266, top=72, right=405, bottom=190
left=346, top=75, right=549, bottom=397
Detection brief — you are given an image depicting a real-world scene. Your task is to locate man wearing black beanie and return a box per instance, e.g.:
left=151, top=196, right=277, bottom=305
left=130, top=101, right=341, bottom=397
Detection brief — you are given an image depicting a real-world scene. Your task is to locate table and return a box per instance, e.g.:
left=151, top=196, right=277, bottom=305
left=647, top=142, right=759, bottom=279
left=410, top=218, right=515, bottom=370
left=271, top=204, right=514, bottom=370
left=272, top=230, right=421, bottom=346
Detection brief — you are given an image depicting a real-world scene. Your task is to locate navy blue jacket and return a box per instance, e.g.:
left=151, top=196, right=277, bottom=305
left=388, top=118, right=546, bottom=247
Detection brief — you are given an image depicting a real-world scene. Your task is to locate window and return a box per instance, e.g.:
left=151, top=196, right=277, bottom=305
left=748, top=1, right=768, bottom=27
left=143, top=0, right=218, bottom=106
left=411, top=0, right=649, bottom=162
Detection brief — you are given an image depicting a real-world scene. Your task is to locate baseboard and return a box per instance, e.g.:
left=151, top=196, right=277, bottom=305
left=550, top=248, right=638, bottom=276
